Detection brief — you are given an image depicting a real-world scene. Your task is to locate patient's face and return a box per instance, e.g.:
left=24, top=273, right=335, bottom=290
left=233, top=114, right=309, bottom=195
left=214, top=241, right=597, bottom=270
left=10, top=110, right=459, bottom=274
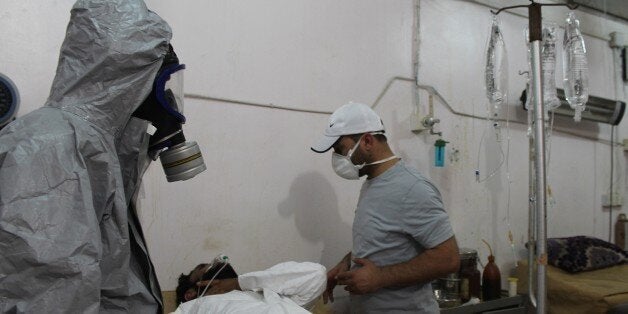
left=183, top=263, right=210, bottom=301
left=189, top=263, right=210, bottom=283
left=181, top=262, right=239, bottom=302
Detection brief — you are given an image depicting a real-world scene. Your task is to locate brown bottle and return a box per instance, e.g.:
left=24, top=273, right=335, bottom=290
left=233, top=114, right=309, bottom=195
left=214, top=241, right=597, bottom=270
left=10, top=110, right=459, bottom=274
left=616, top=214, right=627, bottom=249
left=482, top=255, right=501, bottom=301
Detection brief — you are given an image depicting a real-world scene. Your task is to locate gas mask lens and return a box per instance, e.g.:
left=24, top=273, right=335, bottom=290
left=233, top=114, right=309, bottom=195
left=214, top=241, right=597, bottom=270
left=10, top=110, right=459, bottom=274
left=155, top=64, right=186, bottom=122
left=164, top=68, right=184, bottom=114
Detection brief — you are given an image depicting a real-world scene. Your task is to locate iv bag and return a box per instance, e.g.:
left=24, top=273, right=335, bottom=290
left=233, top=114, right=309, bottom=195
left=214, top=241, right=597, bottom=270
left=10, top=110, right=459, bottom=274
left=562, top=12, right=589, bottom=122
left=524, top=25, right=560, bottom=113
left=541, top=24, right=560, bottom=111
left=485, top=15, right=508, bottom=119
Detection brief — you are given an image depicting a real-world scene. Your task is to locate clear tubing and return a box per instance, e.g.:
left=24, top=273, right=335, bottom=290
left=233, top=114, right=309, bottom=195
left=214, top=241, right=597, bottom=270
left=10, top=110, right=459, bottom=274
left=191, top=255, right=231, bottom=313
left=503, top=86, right=516, bottom=266
left=197, top=262, right=229, bottom=299
left=475, top=122, right=506, bottom=183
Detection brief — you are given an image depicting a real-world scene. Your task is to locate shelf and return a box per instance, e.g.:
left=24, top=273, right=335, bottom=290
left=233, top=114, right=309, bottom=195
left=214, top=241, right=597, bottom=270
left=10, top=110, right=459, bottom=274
left=440, top=294, right=527, bottom=314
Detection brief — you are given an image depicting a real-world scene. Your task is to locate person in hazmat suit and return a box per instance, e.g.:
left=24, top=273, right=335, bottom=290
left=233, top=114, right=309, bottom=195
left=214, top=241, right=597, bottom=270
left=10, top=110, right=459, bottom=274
left=0, top=0, right=206, bottom=312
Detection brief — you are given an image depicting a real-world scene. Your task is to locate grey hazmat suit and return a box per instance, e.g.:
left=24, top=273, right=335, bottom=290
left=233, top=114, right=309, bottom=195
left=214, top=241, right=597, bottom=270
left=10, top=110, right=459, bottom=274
left=0, top=0, right=172, bottom=312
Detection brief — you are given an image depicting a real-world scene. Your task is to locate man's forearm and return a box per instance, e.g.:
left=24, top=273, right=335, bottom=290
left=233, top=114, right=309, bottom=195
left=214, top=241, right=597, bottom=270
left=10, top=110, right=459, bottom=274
left=378, top=237, right=460, bottom=289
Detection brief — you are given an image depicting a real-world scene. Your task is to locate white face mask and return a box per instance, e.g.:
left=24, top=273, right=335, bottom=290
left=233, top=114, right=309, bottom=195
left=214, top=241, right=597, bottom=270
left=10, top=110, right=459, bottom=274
left=332, top=139, right=363, bottom=180
left=331, top=134, right=397, bottom=180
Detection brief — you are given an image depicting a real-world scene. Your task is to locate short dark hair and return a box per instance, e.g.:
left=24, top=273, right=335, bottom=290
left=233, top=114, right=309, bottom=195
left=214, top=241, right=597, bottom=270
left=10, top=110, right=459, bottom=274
left=175, top=272, right=196, bottom=305
left=175, top=262, right=238, bottom=305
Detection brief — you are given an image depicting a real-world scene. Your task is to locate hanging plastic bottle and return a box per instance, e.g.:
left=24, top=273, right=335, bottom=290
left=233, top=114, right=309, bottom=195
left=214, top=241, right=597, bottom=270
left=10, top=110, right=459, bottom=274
left=434, top=139, right=448, bottom=167
left=541, top=24, right=561, bottom=111
left=562, top=12, right=589, bottom=122
left=485, top=15, right=508, bottom=119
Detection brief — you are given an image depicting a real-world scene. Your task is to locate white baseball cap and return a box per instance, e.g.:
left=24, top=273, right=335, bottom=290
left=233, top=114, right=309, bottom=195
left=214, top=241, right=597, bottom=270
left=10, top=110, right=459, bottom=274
left=311, top=102, right=385, bottom=153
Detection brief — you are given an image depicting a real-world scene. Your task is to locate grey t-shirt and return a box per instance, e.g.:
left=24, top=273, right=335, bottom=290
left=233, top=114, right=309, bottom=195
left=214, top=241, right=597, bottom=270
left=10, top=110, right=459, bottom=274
left=350, top=160, right=454, bottom=313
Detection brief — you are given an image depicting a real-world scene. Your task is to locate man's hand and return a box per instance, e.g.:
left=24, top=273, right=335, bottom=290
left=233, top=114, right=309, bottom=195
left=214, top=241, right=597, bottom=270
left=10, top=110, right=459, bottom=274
left=336, top=258, right=383, bottom=295
left=323, top=259, right=350, bottom=304
left=196, top=278, right=240, bottom=296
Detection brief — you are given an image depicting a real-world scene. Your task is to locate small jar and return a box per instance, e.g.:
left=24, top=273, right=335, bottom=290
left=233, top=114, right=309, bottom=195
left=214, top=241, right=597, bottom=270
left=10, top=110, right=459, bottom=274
left=438, top=273, right=461, bottom=308
left=458, top=248, right=481, bottom=303
left=508, top=277, right=518, bottom=297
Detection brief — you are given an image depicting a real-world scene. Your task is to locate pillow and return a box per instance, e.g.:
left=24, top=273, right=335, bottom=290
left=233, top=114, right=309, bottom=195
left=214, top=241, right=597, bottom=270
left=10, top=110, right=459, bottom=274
left=547, top=235, right=627, bottom=273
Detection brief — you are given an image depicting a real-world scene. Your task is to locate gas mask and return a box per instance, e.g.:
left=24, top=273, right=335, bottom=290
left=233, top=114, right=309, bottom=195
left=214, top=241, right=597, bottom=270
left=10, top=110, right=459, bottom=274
left=133, top=45, right=206, bottom=182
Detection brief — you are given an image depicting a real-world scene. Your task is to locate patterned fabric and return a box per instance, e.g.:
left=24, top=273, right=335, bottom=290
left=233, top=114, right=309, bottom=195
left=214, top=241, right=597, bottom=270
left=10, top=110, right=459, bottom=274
left=547, top=236, right=627, bottom=273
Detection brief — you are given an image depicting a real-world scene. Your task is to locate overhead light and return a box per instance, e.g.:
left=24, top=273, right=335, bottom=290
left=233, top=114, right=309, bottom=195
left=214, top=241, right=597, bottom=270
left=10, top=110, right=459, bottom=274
left=519, top=88, right=626, bottom=125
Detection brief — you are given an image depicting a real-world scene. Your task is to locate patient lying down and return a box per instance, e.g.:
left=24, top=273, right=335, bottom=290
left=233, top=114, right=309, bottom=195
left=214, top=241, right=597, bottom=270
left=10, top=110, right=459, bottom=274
left=173, top=261, right=326, bottom=314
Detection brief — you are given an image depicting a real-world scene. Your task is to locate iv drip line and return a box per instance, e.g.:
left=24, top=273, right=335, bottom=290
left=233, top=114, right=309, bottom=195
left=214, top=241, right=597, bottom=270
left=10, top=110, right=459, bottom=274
left=475, top=120, right=506, bottom=183
left=503, top=92, right=517, bottom=267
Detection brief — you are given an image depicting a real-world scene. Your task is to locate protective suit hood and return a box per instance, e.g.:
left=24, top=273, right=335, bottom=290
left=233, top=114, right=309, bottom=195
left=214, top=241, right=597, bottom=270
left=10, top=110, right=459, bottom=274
left=0, top=1, right=172, bottom=313
left=47, top=0, right=172, bottom=136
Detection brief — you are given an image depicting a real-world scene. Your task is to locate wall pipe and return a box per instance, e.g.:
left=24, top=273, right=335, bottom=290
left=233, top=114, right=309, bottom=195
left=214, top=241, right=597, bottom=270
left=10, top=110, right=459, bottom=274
left=184, top=93, right=333, bottom=115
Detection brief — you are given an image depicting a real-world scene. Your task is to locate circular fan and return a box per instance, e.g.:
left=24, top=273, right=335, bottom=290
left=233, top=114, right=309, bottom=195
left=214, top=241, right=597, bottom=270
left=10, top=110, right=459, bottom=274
left=0, top=73, right=19, bottom=129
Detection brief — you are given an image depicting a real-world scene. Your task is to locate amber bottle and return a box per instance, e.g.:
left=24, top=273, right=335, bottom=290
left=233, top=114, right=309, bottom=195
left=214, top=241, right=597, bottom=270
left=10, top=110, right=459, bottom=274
left=482, top=254, right=501, bottom=301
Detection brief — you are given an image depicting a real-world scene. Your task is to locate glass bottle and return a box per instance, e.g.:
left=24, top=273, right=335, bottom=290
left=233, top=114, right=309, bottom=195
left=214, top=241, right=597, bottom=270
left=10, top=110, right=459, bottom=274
left=459, top=249, right=481, bottom=303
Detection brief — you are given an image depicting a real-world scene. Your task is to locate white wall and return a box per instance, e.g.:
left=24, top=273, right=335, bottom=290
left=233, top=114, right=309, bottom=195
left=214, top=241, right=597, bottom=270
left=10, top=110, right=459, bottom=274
left=1, top=0, right=627, bottom=293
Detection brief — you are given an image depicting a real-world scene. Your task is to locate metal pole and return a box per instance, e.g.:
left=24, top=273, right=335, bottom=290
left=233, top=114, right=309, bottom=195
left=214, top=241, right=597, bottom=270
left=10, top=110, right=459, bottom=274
left=528, top=3, right=547, bottom=313
left=527, top=106, right=537, bottom=308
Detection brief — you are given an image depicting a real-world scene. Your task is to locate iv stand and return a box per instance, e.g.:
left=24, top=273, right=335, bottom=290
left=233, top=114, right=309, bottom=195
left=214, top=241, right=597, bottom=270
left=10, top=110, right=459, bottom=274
left=491, top=2, right=578, bottom=313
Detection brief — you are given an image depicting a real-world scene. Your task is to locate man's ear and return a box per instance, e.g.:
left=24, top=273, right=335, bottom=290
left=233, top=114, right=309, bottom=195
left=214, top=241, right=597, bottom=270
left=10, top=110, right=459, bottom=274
left=184, top=289, right=197, bottom=301
left=362, top=133, right=375, bottom=150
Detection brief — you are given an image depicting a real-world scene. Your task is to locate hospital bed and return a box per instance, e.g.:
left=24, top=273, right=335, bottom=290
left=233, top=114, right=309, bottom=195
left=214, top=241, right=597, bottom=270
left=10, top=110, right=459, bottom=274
left=515, top=236, right=628, bottom=314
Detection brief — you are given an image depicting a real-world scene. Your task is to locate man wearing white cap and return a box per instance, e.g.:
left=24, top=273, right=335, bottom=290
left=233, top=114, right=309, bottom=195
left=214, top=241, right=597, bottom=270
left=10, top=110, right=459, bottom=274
left=311, top=102, right=459, bottom=313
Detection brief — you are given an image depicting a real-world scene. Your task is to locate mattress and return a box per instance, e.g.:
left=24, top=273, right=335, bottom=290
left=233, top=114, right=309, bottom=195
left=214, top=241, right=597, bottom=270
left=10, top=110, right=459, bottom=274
left=516, top=260, right=628, bottom=314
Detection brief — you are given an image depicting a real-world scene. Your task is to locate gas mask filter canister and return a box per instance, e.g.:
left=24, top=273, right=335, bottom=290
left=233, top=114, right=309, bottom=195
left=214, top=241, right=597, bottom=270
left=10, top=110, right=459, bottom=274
left=158, top=141, right=206, bottom=182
